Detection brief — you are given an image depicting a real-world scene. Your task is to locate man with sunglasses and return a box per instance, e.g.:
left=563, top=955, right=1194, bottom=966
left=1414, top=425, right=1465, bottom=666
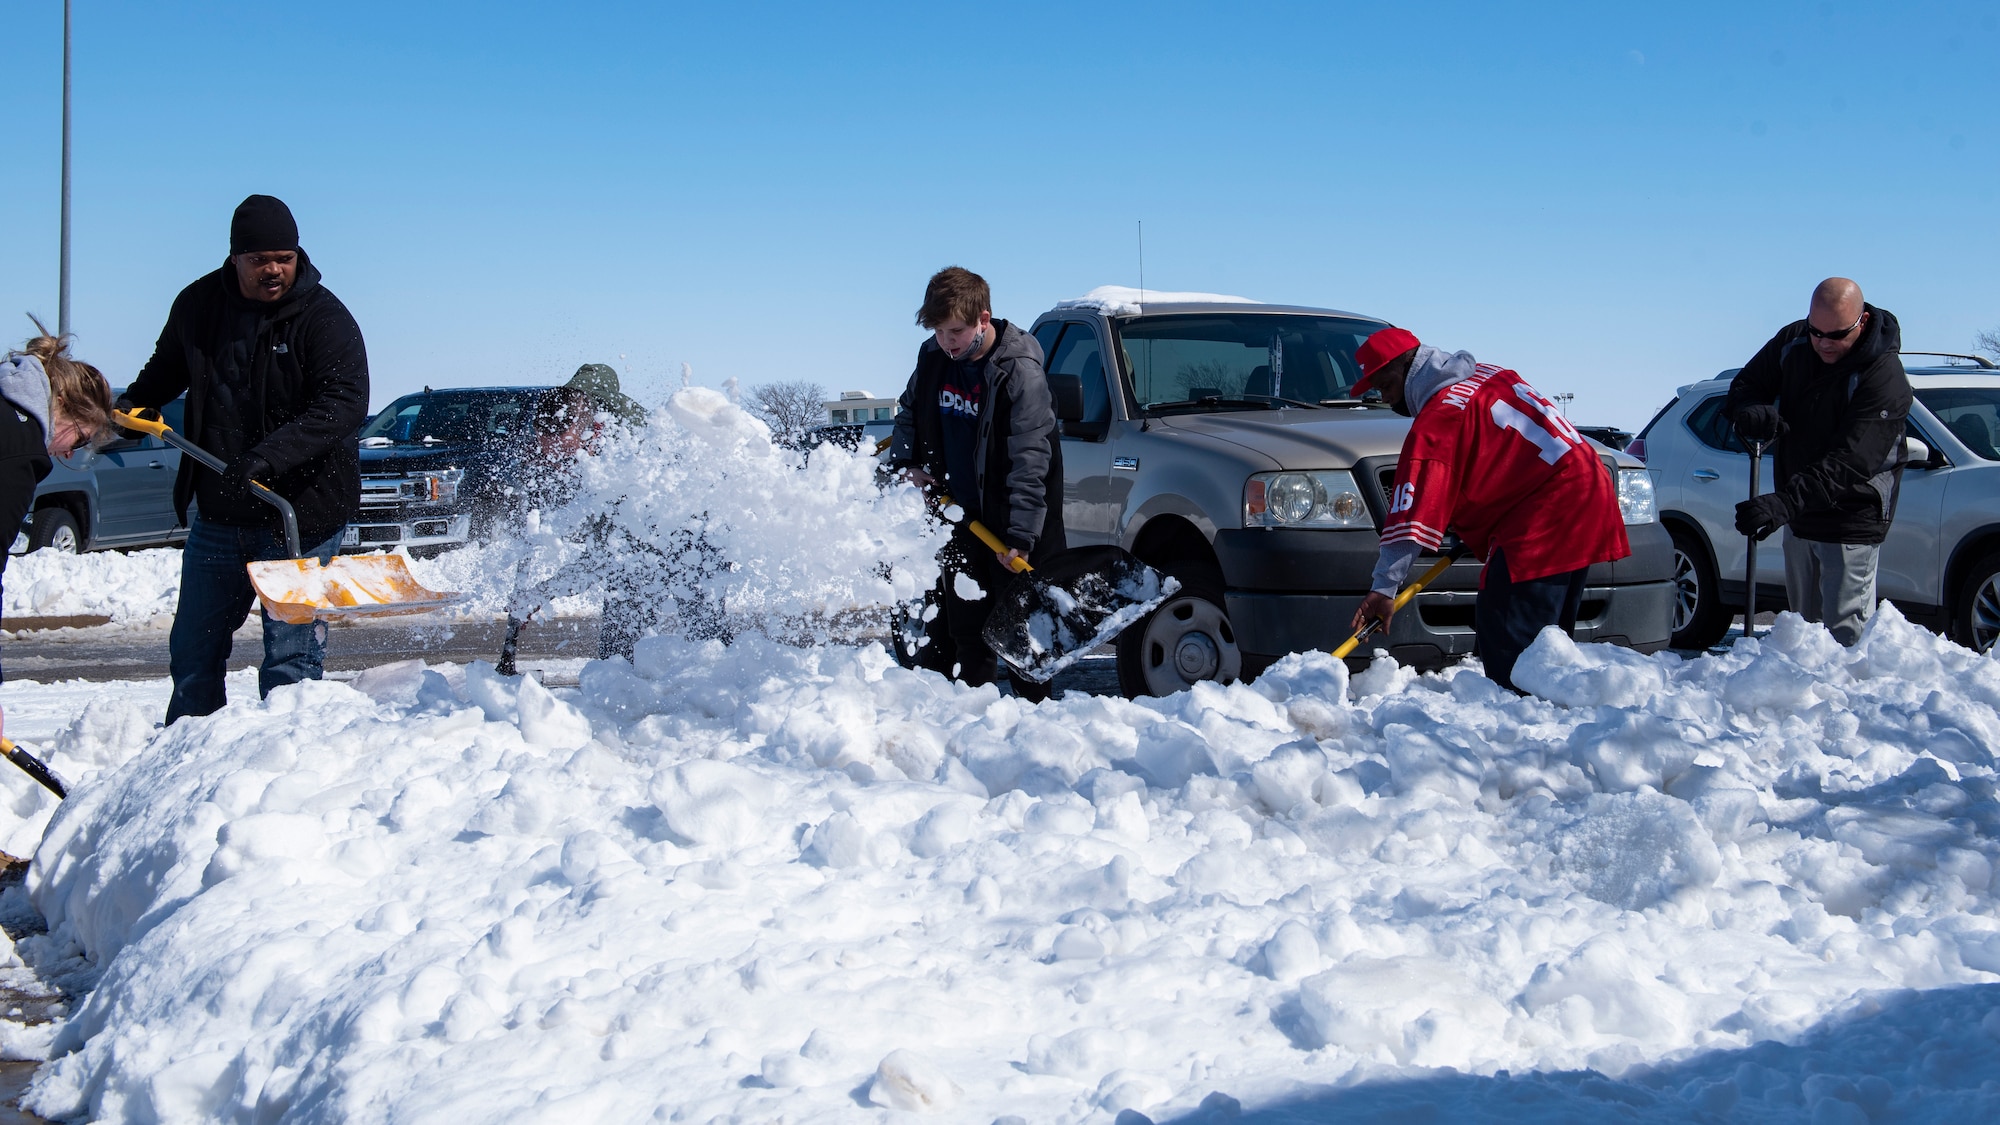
left=1722, top=277, right=1912, bottom=645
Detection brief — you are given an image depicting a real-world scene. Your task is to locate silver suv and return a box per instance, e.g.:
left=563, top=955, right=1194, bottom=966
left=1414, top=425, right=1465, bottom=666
left=1029, top=289, right=1675, bottom=697
left=1631, top=353, right=2000, bottom=651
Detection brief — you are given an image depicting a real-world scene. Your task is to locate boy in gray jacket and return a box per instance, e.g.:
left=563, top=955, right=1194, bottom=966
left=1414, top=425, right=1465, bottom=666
left=889, top=267, right=1065, bottom=693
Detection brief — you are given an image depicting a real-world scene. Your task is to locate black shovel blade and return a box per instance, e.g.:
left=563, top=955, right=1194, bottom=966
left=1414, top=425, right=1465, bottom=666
left=983, top=546, right=1178, bottom=683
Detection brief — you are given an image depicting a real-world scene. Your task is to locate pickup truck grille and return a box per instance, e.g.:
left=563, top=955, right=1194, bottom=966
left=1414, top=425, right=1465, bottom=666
left=360, top=475, right=429, bottom=509
left=1375, top=466, right=1397, bottom=505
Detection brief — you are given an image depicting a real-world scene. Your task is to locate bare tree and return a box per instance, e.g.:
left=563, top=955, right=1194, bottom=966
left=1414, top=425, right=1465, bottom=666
left=747, top=379, right=829, bottom=442
left=1977, top=327, right=2000, bottom=361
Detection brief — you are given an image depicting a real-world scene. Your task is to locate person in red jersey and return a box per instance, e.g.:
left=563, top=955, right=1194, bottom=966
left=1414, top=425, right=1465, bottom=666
left=1347, top=327, right=1630, bottom=691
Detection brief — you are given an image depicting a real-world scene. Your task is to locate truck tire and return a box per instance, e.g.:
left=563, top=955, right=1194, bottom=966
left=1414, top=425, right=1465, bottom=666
left=1668, top=524, right=1729, bottom=651
left=1116, top=565, right=1242, bottom=698
left=1951, top=550, right=2000, bottom=655
left=28, top=507, right=81, bottom=554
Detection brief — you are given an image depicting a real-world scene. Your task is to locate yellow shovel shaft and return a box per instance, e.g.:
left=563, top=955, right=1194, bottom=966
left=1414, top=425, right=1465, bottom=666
left=1331, top=552, right=1459, bottom=659
left=939, top=494, right=1033, bottom=574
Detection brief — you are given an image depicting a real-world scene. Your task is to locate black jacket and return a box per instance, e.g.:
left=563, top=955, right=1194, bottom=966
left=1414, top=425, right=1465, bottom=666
left=1723, top=304, right=1912, bottom=545
left=890, top=320, right=1066, bottom=559
left=0, top=402, right=53, bottom=678
left=126, top=252, right=370, bottom=546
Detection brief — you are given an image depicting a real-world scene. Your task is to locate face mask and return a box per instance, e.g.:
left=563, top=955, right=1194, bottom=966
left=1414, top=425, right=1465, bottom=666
left=947, top=330, right=986, bottom=362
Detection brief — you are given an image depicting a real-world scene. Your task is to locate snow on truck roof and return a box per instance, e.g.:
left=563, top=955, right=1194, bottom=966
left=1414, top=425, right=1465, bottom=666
left=1053, top=284, right=1376, bottom=321
left=1054, top=285, right=1262, bottom=316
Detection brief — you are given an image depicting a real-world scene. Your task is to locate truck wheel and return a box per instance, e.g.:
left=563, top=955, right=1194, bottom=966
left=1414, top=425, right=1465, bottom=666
left=1116, top=584, right=1242, bottom=698
left=1668, top=525, right=1728, bottom=651
left=1951, top=551, right=2000, bottom=655
left=28, top=507, right=81, bottom=554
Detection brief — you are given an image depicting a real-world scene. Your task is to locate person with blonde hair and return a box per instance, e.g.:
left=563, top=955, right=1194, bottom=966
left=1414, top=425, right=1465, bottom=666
left=0, top=319, right=115, bottom=739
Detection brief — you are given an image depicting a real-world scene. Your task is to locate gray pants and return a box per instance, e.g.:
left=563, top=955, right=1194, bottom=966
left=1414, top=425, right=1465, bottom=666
left=1781, top=532, right=1879, bottom=646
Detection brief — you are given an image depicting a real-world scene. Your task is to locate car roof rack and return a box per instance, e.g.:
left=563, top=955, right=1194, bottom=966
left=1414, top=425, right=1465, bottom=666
left=1900, top=351, right=1997, bottom=369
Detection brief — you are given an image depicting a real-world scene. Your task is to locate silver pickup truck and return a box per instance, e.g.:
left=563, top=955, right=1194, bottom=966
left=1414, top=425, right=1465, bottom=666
left=1028, top=288, right=1675, bottom=697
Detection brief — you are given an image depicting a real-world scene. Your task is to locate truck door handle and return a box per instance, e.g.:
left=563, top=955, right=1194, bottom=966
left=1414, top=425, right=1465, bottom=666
left=1692, top=469, right=1720, bottom=482
left=148, top=460, right=168, bottom=469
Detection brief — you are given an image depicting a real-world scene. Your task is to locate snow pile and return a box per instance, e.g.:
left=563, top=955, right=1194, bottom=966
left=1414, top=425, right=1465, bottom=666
left=473, top=387, right=944, bottom=635
left=17, top=607, right=2000, bottom=1122
left=2, top=548, right=182, bottom=624
left=1055, top=285, right=1262, bottom=317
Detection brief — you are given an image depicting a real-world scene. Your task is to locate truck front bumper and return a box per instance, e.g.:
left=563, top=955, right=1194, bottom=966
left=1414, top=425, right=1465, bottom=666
left=339, top=513, right=472, bottom=554
left=1216, top=521, right=1676, bottom=667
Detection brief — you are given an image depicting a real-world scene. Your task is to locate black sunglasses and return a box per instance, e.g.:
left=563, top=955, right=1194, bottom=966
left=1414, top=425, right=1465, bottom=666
left=1805, top=311, right=1865, bottom=341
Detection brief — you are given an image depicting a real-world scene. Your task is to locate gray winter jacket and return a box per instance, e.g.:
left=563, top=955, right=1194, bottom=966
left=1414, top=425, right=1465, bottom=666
left=890, top=320, right=1066, bottom=556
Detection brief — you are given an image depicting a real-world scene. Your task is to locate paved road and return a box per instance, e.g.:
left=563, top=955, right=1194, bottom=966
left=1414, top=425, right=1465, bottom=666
left=1, top=615, right=1124, bottom=697
left=2, top=616, right=600, bottom=685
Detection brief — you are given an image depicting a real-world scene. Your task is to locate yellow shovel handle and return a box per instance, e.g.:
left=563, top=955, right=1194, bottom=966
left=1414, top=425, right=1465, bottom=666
left=936, top=494, right=1032, bottom=574
left=1331, top=552, right=1460, bottom=659
left=114, top=407, right=169, bottom=439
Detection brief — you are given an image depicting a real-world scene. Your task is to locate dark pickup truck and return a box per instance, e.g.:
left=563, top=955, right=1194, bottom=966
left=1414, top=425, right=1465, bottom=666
left=344, top=386, right=553, bottom=556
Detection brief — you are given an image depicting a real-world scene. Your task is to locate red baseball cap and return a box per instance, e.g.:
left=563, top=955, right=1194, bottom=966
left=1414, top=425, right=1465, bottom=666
left=1351, top=327, right=1421, bottom=395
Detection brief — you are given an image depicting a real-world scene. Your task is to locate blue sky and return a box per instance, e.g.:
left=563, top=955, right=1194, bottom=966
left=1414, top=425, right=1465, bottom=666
left=0, top=1, right=1994, bottom=429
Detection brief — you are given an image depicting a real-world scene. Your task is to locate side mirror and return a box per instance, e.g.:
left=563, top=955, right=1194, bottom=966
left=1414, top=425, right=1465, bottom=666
left=1048, top=373, right=1084, bottom=424
left=1903, top=437, right=1930, bottom=466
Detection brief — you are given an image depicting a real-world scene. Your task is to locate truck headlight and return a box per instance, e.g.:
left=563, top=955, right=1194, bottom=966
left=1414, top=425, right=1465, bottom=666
left=1617, top=467, right=1656, bottom=524
left=423, top=468, right=464, bottom=503
left=1244, top=470, right=1371, bottom=529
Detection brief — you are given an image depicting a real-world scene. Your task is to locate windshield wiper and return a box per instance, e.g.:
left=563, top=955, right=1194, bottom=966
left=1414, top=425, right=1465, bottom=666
left=1144, top=394, right=1321, bottom=414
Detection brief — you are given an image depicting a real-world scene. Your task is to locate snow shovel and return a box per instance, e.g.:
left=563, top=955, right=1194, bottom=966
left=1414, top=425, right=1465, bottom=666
left=1, top=738, right=65, bottom=799
left=113, top=410, right=463, bottom=625
left=937, top=497, right=1176, bottom=684
left=1331, top=548, right=1467, bottom=660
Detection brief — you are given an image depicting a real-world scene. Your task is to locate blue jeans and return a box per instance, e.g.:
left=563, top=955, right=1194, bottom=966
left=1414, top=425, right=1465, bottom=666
left=166, top=517, right=340, bottom=724
left=1474, top=547, right=1588, bottom=693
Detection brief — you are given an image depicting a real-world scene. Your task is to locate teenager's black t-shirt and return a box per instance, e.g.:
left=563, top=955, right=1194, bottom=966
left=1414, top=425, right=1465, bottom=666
left=937, top=348, right=986, bottom=520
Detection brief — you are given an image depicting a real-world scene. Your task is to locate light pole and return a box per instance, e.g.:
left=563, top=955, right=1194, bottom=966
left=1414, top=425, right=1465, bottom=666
left=58, top=0, right=73, bottom=337
left=1552, top=392, right=1574, bottom=416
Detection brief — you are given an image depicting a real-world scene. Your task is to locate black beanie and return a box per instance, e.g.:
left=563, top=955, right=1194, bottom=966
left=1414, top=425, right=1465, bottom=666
left=230, top=194, right=299, bottom=255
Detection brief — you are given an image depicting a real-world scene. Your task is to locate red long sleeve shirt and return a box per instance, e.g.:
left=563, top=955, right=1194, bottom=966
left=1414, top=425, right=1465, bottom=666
left=1379, top=363, right=1629, bottom=586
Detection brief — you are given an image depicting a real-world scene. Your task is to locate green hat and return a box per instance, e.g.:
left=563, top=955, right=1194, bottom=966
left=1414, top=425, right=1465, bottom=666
left=566, top=363, right=646, bottom=427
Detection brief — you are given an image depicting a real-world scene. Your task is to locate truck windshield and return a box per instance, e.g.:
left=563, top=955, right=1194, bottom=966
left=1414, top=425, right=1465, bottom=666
left=1917, top=388, right=2000, bottom=461
left=1117, top=314, right=1384, bottom=412
left=359, top=392, right=534, bottom=447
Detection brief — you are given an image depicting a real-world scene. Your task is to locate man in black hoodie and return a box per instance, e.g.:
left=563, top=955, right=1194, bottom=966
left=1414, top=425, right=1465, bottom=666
left=1724, top=277, right=1912, bottom=645
left=124, top=195, right=370, bottom=722
left=889, top=267, right=1064, bottom=694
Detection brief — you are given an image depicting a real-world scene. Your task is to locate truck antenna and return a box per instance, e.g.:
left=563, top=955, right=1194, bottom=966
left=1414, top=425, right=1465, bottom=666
left=1137, top=219, right=1145, bottom=308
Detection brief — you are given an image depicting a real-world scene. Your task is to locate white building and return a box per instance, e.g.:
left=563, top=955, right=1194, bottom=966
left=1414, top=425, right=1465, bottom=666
left=825, top=389, right=896, bottom=425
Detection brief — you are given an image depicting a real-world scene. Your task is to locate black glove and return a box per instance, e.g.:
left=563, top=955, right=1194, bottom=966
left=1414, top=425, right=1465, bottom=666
left=226, top=455, right=272, bottom=494
left=1733, top=404, right=1787, bottom=446
left=1734, top=492, right=1792, bottom=541
left=112, top=396, right=159, bottom=438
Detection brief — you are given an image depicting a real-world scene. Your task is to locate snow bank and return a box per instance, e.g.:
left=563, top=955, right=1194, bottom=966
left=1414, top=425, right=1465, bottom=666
left=1055, top=285, right=1261, bottom=317
left=19, top=607, right=2000, bottom=1122
left=2, top=548, right=181, bottom=624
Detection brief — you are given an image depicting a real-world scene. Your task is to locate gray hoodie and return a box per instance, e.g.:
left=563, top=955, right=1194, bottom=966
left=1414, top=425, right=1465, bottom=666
left=1366, top=345, right=1485, bottom=596
left=0, top=353, right=52, bottom=443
